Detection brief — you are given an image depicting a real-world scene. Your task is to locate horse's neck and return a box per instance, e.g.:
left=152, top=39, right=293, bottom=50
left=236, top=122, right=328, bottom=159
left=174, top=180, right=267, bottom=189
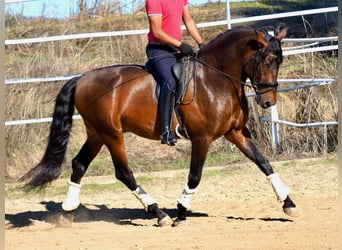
left=191, top=57, right=246, bottom=102
left=197, top=50, right=245, bottom=86
left=201, top=31, right=254, bottom=64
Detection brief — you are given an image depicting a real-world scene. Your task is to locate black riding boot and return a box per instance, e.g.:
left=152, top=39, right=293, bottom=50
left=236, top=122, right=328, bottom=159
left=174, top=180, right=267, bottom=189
left=159, top=83, right=177, bottom=146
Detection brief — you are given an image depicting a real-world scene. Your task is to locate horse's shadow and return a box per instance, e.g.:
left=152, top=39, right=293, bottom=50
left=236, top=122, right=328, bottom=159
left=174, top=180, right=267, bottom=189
left=6, top=201, right=293, bottom=229
left=226, top=216, right=293, bottom=223
left=5, top=201, right=208, bottom=228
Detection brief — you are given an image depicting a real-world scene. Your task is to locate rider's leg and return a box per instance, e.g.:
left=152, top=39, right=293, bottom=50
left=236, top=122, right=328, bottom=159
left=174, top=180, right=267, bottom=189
left=159, top=82, right=177, bottom=145
left=146, top=44, right=178, bottom=146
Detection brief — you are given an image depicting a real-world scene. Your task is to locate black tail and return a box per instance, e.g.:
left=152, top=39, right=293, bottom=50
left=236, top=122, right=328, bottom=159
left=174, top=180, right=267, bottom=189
left=20, top=76, right=79, bottom=190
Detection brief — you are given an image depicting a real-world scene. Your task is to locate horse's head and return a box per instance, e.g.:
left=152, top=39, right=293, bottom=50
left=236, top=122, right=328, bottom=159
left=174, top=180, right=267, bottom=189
left=243, top=28, right=287, bottom=108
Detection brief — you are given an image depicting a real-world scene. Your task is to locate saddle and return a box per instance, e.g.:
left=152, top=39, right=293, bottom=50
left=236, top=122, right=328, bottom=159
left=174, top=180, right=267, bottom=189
left=144, top=57, right=189, bottom=103
left=144, top=57, right=190, bottom=139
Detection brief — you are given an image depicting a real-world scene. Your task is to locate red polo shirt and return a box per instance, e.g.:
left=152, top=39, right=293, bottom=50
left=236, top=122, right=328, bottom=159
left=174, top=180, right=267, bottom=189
left=146, top=0, right=188, bottom=42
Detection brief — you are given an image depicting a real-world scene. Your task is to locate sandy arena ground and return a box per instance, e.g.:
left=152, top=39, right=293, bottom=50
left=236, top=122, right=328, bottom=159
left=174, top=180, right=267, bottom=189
left=5, top=158, right=338, bottom=250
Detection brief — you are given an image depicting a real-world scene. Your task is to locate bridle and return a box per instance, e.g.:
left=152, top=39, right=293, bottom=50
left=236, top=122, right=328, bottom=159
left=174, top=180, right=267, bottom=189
left=191, top=36, right=281, bottom=95
left=244, top=48, right=280, bottom=95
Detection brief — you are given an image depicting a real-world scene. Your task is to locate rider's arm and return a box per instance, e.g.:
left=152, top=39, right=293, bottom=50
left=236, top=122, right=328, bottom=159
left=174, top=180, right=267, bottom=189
left=182, top=5, right=204, bottom=46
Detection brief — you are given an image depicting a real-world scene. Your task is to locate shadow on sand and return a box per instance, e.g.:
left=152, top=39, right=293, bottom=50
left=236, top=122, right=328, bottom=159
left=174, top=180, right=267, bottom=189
left=5, top=201, right=209, bottom=228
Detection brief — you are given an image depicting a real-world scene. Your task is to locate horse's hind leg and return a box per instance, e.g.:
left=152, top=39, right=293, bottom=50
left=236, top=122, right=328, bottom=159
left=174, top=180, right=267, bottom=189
left=70, top=134, right=104, bottom=184
left=63, top=134, right=104, bottom=210
left=225, top=128, right=297, bottom=217
left=103, top=133, right=173, bottom=227
left=57, top=133, right=104, bottom=227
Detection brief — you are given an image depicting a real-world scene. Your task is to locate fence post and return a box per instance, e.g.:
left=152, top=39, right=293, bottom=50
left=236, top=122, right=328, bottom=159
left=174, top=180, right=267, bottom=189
left=226, top=0, right=231, bottom=29
left=270, top=104, right=279, bottom=149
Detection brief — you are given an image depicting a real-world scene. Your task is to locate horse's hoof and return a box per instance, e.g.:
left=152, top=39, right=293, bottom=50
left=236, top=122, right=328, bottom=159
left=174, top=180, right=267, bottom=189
left=158, top=215, right=173, bottom=227
left=283, top=207, right=298, bottom=217
left=56, top=212, right=74, bottom=228
left=172, top=218, right=187, bottom=227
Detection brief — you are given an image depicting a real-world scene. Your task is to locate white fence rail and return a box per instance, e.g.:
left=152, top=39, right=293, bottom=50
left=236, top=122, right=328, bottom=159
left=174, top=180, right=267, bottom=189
left=5, top=77, right=338, bottom=151
left=3, top=37, right=337, bottom=86
left=5, top=6, right=338, bottom=45
left=5, top=78, right=338, bottom=127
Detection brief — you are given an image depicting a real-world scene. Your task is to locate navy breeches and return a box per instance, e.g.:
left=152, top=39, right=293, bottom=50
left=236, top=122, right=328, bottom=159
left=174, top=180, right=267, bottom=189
left=146, top=43, right=178, bottom=91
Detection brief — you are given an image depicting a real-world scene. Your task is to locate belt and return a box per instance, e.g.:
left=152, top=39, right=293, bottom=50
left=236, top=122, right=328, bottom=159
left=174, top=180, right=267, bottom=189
left=148, top=41, right=166, bottom=46
left=147, top=41, right=179, bottom=51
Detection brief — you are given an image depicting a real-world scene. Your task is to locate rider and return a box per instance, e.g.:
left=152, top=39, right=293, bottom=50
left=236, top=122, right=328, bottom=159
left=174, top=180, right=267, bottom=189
left=145, top=0, right=204, bottom=146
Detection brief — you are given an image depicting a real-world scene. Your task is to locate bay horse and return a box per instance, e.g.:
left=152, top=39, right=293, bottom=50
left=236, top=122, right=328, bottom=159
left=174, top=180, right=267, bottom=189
left=21, top=27, right=297, bottom=227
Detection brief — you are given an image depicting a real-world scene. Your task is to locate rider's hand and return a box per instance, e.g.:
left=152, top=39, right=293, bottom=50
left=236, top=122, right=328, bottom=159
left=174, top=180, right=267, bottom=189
left=179, top=42, right=195, bottom=56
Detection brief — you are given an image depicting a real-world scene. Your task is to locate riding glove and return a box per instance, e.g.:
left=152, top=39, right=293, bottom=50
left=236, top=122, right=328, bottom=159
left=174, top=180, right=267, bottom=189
left=179, top=42, right=195, bottom=56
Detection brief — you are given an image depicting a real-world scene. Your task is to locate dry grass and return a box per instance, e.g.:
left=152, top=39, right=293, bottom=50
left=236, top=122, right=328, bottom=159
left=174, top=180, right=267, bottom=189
left=5, top=2, right=338, bottom=180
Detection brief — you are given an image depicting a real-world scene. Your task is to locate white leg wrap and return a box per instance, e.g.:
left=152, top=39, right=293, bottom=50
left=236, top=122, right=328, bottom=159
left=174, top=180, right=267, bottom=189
left=62, top=181, right=81, bottom=211
left=267, top=173, right=290, bottom=202
left=132, top=185, right=156, bottom=211
left=177, top=184, right=196, bottom=209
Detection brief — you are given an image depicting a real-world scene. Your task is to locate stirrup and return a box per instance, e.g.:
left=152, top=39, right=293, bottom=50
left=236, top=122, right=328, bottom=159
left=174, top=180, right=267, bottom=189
left=175, top=124, right=190, bottom=140
left=161, top=131, right=177, bottom=146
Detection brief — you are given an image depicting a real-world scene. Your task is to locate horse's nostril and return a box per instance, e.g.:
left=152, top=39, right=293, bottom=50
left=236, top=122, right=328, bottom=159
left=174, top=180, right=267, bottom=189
left=264, top=101, right=272, bottom=108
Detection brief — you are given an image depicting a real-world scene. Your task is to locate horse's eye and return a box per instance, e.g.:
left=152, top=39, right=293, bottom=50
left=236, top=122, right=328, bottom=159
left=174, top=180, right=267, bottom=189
left=262, top=62, right=270, bottom=68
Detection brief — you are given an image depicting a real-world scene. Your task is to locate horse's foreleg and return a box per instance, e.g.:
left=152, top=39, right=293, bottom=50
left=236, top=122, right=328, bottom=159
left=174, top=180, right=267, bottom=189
left=116, top=165, right=173, bottom=227
left=173, top=139, right=210, bottom=226
left=225, top=128, right=297, bottom=217
left=106, top=135, right=172, bottom=227
left=132, top=186, right=173, bottom=226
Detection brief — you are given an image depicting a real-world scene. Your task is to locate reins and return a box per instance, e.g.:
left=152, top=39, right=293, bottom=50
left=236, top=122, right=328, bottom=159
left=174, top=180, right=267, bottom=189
left=190, top=47, right=279, bottom=94
left=190, top=56, right=252, bottom=87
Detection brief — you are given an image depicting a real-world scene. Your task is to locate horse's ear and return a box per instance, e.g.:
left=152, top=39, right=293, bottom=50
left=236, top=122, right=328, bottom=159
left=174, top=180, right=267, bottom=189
left=255, top=30, right=269, bottom=48
left=247, top=30, right=268, bottom=50
left=277, top=27, right=288, bottom=41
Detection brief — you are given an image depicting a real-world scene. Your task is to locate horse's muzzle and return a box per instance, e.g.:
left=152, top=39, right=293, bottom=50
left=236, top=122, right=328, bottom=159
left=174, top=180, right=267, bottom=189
left=255, top=94, right=276, bottom=109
